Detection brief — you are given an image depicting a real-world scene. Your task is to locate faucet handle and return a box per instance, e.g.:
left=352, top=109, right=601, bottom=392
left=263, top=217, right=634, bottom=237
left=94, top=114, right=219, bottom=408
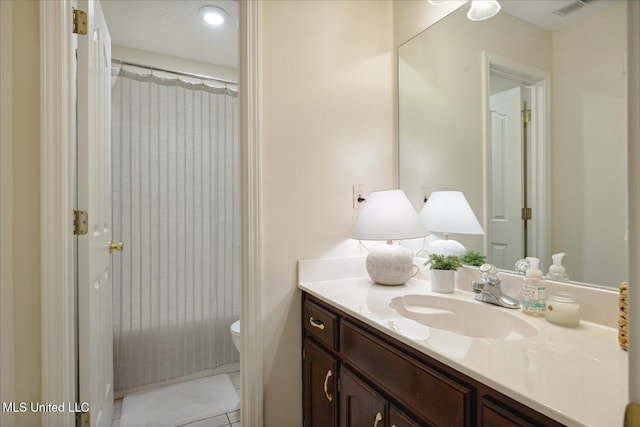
left=478, top=263, right=499, bottom=284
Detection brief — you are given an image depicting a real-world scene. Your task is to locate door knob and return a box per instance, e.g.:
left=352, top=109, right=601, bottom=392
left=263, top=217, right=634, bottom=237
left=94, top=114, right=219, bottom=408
left=108, top=241, right=124, bottom=253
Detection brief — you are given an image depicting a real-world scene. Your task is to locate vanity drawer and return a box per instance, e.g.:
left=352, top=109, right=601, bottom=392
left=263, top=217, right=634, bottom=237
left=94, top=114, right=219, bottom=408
left=304, top=299, right=339, bottom=350
left=341, top=320, right=472, bottom=427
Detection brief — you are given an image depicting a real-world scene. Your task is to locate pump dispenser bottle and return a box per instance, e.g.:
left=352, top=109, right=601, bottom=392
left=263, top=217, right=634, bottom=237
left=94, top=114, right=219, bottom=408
left=547, top=252, right=569, bottom=281
left=521, top=257, right=546, bottom=316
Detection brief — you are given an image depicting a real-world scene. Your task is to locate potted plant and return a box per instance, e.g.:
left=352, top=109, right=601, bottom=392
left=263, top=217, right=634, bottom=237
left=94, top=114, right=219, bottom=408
left=459, top=249, right=486, bottom=267
left=424, top=253, right=462, bottom=293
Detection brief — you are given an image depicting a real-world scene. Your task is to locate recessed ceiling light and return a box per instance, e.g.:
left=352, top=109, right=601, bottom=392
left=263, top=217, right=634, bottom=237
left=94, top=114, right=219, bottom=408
left=199, top=5, right=228, bottom=26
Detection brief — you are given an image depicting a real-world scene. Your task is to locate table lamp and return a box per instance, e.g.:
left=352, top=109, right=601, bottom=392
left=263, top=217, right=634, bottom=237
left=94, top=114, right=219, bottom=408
left=352, top=189, right=428, bottom=285
left=419, top=191, right=484, bottom=256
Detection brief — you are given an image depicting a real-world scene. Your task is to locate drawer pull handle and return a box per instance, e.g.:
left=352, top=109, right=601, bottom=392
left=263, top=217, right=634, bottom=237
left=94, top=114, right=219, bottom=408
left=373, top=411, right=382, bottom=427
left=309, top=316, right=325, bottom=330
left=323, top=369, right=333, bottom=402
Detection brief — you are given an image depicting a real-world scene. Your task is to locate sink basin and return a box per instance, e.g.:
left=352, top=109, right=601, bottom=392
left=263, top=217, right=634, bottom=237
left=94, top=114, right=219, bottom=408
left=389, top=294, right=538, bottom=340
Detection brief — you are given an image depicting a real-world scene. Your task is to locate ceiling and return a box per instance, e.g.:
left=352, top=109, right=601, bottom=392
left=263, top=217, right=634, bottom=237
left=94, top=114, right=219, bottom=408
left=101, top=0, right=238, bottom=69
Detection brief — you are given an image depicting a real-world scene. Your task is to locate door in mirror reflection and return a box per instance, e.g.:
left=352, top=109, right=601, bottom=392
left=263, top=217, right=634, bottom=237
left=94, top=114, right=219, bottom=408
left=489, top=83, right=525, bottom=269
left=488, top=72, right=540, bottom=271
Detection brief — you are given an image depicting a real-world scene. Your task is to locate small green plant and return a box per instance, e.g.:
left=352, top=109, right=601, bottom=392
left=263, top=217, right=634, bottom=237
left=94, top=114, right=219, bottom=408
left=459, top=250, right=486, bottom=267
left=424, top=253, right=463, bottom=271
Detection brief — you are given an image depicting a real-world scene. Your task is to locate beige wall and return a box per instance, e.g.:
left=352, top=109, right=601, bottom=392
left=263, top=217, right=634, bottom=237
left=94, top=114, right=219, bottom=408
left=8, top=1, right=42, bottom=426
left=259, top=1, right=394, bottom=424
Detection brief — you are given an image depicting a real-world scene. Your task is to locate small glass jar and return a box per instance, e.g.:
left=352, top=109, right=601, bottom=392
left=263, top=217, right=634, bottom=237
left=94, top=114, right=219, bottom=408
left=546, top=292, right=580, bottom=327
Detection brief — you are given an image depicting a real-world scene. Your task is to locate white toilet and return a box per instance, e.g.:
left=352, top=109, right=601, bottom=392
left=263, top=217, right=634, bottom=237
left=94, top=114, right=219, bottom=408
left=230, top=320, right=240, bottom=353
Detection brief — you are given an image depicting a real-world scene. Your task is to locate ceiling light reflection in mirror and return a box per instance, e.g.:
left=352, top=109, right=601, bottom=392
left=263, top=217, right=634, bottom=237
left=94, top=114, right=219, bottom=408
left=429, top=0, right=502, bottom=22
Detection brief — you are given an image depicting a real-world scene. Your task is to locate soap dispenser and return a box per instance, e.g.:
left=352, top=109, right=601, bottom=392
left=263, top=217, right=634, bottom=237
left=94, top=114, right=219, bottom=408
left=521, top=257, right=546, bottom=316
left=547, top=252, right=569, bottom=281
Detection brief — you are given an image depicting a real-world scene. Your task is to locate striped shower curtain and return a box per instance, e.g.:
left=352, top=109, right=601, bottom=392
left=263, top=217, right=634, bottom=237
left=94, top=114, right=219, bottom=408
left=111, top=68, right=240, bottom=392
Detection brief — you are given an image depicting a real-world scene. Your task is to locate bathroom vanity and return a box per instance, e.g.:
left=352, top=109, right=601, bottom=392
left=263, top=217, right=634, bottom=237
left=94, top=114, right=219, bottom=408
left=299, top=257, right=627, bottom=427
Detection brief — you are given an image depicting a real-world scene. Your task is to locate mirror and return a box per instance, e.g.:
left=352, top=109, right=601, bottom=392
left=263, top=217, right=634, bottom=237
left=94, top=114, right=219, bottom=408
left=398, top=1, right=628, bottom=288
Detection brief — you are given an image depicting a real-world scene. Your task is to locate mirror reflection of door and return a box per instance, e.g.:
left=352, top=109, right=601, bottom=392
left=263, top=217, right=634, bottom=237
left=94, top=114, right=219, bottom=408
left=488, top=70, right=539, bottom=271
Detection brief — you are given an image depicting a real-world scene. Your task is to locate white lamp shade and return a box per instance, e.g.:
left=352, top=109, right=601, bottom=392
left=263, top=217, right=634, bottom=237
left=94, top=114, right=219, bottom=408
left=352, top=190, right=427, bottom=241
left=420, top=191, right=484, bottom=235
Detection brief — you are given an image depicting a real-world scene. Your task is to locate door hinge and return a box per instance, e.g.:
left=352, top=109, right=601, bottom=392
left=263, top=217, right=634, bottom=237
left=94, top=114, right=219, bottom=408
left=521, top=109, right=531, bottom=124
left=521, top=207, right=532, bottom=221
left=76, top=411, right=90, bottom=427
left=74, top=210, right=88, bottom=235
left=73, top=9, right=88, bottom=35
left=338, top=377, right=341, bottom=393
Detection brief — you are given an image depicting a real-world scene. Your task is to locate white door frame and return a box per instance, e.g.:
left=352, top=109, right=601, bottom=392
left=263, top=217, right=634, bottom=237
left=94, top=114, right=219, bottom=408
left=39, top=1, right=264, bottom=426
left=40, top=2, right=77, bottom=426
left=239, top=1, right=264, bottom=426
left=481, top=51, right=551, bottom=269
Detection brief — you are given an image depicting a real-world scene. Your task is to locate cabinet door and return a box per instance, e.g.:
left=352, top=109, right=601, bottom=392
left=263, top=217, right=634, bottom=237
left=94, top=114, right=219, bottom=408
left=303, top=338, right=338, bottom=427
left=389, top=405, right=422, bottom=427
left=340, top=368, right=387, bottom=427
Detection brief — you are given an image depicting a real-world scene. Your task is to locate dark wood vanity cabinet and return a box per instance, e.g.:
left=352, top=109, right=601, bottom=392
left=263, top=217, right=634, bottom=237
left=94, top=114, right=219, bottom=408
left=302, top=292, right=564, bottom=427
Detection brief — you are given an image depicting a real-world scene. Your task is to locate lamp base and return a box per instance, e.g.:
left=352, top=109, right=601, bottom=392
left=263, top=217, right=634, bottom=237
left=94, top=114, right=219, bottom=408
left=366, top=242, right=414, bottom=285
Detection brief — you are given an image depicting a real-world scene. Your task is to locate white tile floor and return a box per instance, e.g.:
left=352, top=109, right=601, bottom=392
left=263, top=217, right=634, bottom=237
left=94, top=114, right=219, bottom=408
left=112, top=371, right=241, bottom=427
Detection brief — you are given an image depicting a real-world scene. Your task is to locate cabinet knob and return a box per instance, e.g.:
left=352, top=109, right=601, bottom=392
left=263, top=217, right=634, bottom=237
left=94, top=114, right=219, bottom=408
left=373, top=412, right=383, bottom=427
left=323, top=369, right=333, bottom=402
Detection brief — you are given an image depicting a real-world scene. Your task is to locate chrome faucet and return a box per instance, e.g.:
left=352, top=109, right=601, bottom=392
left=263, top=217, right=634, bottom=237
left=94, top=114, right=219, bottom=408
left=472, top=264, right=520, bottom=309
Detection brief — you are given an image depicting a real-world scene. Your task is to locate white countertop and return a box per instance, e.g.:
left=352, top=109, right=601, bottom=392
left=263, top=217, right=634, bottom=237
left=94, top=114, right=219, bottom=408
left=298, top=257, right=628, bottom=427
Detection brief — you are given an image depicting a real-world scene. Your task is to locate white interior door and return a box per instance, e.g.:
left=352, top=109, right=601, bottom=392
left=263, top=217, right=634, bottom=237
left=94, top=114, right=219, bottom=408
left=488, top=85, right=523, bottom=270
left=77, top=0, right=114, bottom=425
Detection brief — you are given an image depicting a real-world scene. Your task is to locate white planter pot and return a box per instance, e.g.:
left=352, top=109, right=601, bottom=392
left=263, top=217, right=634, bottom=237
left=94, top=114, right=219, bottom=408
left=430, top=269, right=455, bottom=293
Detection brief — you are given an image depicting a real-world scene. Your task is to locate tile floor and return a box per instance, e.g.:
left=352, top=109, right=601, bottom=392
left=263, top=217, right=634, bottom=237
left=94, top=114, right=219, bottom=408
left=112, top=370, right=241, bottom=427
